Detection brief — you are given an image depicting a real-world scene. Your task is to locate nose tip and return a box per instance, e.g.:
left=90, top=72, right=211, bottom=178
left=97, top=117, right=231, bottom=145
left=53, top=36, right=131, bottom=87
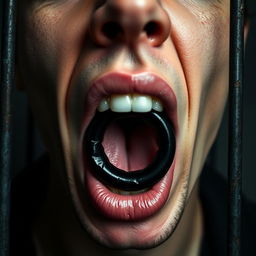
left=90, top=0, right=171, bottom=47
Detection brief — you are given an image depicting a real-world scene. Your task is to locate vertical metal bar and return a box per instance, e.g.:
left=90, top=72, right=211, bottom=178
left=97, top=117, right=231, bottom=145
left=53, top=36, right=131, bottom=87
left=26, top=107, right=36, bottom=163
left=228, top=0, right=244, bottom=255
left=0, top=0, right=16, bottom=255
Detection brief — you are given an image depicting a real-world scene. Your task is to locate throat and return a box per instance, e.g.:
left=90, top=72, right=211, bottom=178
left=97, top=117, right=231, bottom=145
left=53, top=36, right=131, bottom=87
left=102, top=118, right=158, bottom=171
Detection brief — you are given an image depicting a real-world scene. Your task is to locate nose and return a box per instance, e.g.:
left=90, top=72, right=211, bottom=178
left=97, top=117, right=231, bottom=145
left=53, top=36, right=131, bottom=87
left=90, top=0, right=171, bottom=47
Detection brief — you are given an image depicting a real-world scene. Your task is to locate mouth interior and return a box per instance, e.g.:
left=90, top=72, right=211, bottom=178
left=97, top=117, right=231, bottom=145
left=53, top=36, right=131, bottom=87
left=102, top=116, right=159, bottom=172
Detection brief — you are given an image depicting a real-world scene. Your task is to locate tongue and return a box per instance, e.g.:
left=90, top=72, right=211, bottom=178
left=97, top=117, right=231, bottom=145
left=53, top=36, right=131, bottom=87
left=102, top=119, right=158, bottom=171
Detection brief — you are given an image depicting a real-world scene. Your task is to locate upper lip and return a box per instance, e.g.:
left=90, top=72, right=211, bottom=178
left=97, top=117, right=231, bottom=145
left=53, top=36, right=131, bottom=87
left=81, top=71, right=178, bottom=137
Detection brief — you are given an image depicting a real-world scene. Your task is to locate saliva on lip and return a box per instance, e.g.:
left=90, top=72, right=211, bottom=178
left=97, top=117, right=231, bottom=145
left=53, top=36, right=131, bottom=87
left=97, top=94, right=164, bottom=113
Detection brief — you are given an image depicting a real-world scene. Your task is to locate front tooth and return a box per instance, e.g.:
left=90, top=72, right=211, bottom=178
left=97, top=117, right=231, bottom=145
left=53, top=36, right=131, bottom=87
left=132, top=95, right=152, bottom=112
left=110, top=95, right=132, bottom=112
left=97, top=98, right=109, bottom=112
left=152, top=98, right=163, bottom=112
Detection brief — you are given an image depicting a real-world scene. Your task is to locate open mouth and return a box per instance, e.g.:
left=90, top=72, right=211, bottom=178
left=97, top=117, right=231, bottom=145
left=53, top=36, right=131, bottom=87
left=80, top=73, right=177, bottom=221
left=85, top=94, right=175, bottom=190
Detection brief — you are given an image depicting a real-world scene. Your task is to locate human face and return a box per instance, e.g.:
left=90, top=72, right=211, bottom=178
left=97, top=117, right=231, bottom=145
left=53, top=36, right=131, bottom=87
left=17, top=0, right=229, bottom=249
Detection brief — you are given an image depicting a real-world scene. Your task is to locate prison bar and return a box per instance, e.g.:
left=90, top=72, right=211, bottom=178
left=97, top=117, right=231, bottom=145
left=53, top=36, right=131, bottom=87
left=228, top=0, right=244, bottom=255
left=0, top=0, right=16, bottom=255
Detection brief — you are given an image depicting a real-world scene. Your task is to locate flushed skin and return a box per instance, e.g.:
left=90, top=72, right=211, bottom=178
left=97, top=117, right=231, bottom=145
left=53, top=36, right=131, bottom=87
left=17, top=0, right=229, bottom=255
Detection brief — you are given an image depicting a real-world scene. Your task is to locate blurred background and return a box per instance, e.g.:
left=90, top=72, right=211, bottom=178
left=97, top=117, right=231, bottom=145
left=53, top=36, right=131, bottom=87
left=1, top=1, right=256, bottom=202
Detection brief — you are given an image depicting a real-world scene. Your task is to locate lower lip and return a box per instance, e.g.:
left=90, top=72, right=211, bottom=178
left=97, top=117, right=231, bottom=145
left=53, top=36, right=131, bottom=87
left=84, top=159, right=175, bottom=221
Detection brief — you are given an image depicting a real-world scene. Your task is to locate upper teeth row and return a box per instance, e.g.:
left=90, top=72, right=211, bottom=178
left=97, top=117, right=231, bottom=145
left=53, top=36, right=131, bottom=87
left=97, top=94, right=164, bottom=113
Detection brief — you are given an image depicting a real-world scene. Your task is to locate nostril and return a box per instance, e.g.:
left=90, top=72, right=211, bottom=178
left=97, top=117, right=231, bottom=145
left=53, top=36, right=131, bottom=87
left=144, top=21, right=162, bottom=39
left=102, top=21, right=123, bottom=40
left=91, top=2, right=170, bottom=47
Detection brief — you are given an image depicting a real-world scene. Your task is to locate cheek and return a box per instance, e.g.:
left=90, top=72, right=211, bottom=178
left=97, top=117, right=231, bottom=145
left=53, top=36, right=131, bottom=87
left=177, top=13, right=228, bottom=82
left=19, top=9, right=61, bottom=88
left=18, top=3, right=94, bottom=119
left=165, top=3, right=230, bottom=174
left=173, top=5, right=229, bottom=114
left=162, top=3, right=229, bottom=106
left=194, top=17, right=229, bottom=144
left=200, top=16, right=230, bottom=117
left=20, top=2, right=91, bottom=84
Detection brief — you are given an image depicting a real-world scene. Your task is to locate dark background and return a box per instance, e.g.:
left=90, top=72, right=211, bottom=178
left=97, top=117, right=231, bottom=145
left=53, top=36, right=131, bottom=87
left=1, top=1, right=256, bottom=202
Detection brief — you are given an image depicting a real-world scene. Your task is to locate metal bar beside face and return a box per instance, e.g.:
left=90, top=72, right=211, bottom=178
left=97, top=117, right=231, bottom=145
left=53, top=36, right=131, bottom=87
left=228, top=0, right=244, bottom=255
left=0, top=0, right=16, bottom=255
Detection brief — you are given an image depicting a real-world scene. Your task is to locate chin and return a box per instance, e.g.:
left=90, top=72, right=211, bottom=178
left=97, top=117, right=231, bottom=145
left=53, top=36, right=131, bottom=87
left=72, top=168, right=189, bottom=250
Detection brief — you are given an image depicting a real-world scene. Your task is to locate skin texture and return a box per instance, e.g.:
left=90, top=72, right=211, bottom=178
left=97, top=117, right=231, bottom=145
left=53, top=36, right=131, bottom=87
left=17, top=0, right=230, bottom=255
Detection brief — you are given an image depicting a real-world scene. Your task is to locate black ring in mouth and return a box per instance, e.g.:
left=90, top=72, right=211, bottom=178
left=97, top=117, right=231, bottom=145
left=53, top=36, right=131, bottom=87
left=84, top=110, right=176, bottom=191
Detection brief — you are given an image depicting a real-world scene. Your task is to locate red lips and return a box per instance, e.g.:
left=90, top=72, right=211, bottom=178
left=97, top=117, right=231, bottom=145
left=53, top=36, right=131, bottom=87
left=81, top=72, right=177, bottom=221
left=84, top=160, right=175, bottom=221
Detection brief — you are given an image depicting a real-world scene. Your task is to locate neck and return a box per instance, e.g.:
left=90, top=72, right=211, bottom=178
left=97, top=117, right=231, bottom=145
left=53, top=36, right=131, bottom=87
left=33, top=164, right=203, bottom=256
